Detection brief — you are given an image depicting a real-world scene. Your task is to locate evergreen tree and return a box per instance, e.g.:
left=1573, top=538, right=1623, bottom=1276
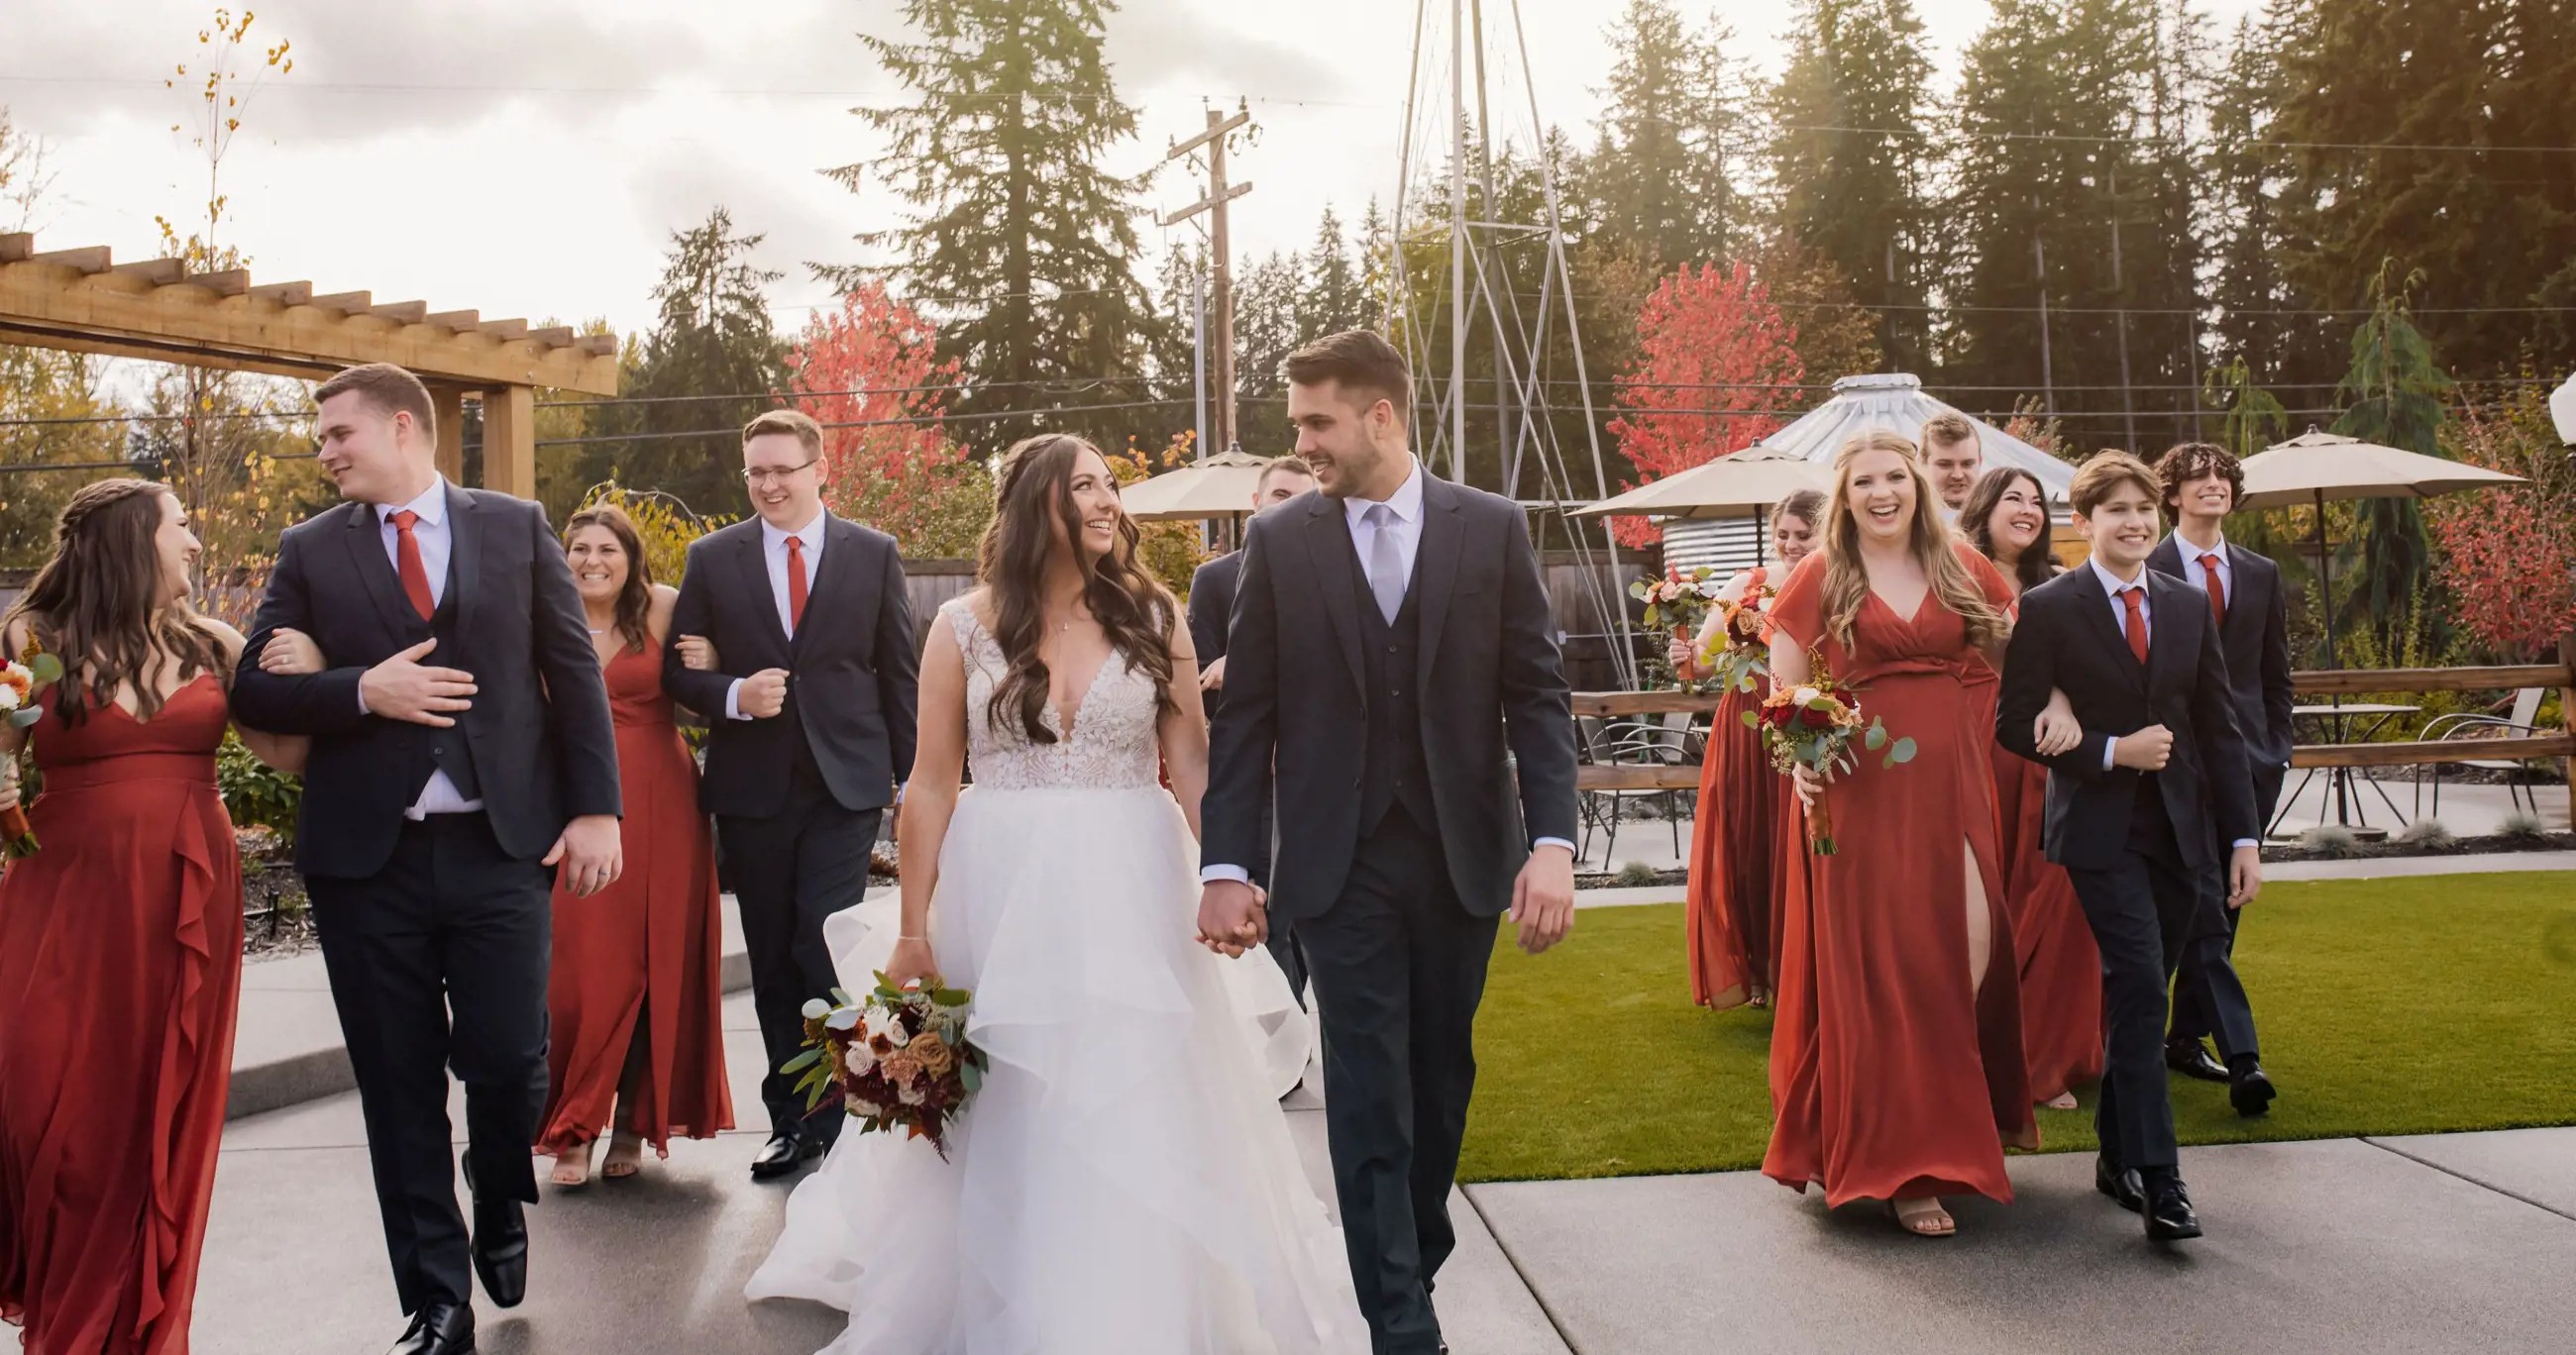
left=1300, top=205, right=1370, bottom=345
left=1232, top=251, right=1304, bottom=429
left=580, top=208, right=787, bottom=517
left=1766, top=0, right=1940, bottom=373
left=833, top=0, right=1162, bottom=451
left=2330, top=265, right=2452, bottom=656
left=1590, top=0, right=1748, bottom=271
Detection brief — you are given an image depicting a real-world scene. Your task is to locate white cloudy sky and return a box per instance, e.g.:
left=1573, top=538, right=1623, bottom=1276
left=5, top=0, right=2257, bottom=342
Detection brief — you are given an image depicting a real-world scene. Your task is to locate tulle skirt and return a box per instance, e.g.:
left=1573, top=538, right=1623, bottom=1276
left=744, top=785, right=1367, bottom=1354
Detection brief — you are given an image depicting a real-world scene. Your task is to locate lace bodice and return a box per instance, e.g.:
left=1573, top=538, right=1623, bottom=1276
left=942, top=597, right=1164, bottom=790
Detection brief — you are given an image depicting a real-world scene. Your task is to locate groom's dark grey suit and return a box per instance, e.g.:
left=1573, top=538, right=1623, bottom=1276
left=1204, top=464, right=1576, bottom=1352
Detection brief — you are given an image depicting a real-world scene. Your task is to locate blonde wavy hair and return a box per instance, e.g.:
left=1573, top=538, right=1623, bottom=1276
left=1816, top=429, right=2010, bottom=652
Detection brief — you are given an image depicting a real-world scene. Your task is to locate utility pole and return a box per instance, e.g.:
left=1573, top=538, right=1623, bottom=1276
left=1449, top=0, right=1467, bottom=482
left=1162, top=101, right=1253, bottom=458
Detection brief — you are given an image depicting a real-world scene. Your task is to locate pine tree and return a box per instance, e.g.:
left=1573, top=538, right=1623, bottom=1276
left=832, top=0, right=1162, bottom=449
left=2330, top=264, right=2452, bottom=656
left=1232, top=251, right=1304, bottom=423
left=1300, top=205, right=1369, bottom=345
left=579, top=208, right=788, bottom=517
left=1766, top=0, right=1939, bottom=373
left=1590, top=0, right=1747, bottom=271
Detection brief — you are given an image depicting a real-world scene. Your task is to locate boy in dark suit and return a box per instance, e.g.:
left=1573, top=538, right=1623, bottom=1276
left=2150, top=443, right=2291, bottom=1109
left=1996, top=451, right=2265, bottom=1244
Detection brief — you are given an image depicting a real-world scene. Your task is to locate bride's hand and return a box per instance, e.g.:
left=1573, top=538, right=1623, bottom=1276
left=884, top=936, right=939, bottom=990
left=1790, top=763, right=1824, bottom=808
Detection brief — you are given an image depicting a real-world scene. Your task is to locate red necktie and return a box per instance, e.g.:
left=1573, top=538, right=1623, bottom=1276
left=389, top=510, right=435, bottom=621
left=2200, top=553, right=2227, bottom=630
left=786, top=535, right=809, bottom=634
left=2121, top=585, right=2149, bottom=666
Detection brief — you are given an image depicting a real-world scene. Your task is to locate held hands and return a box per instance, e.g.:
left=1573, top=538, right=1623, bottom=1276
left=1511, top=843, right=1576, bottom=955
left=2111, top=724, right=2176, bottom=772
left=359, top=640, right=478, bottom=728
left=737, top=668, right=791, bottom=719
left=674, top=635, right=719, bottom=672
left=884, top=935, right=939, bottom=990
left=256, top=627, right=327, bottom=677
left=1199, top=655, right=1228, bottom=691
left=2227, top=843, right=2263, bottom=910
left=2033, top=687, right=2083, bottom=757
left=1195, top=878, right=1268, bottom=957
left=544, top=813, right=623, bottom=897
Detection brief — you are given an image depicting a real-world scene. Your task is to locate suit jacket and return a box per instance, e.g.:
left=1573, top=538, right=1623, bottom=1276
left=1186, top=550, right=1244, bottom=721
left=663, top=515, right=919, bottom=818
left=1205, top=477, right=1578, bottom=922
left=233, top=486, right=622, bottom=880
left=2147, top=534, right=2295, bottom=771
left=1994, top=562, right=2258, bottom=873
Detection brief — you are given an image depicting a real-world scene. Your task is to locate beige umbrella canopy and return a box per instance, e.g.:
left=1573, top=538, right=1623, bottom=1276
left=1567, top=446, right=1829, bottom=521
left=1117, top=448, right=1278, bottom=522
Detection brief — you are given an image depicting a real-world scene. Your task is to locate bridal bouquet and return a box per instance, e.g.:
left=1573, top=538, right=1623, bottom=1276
left=1633, top=567, right=1724, bottom=689
left=1694, top=580, right=1777, bottom=695
left=1748, top=657, right=1915, bottom=856
left=0, top=648, right=65, bottom=858
left=786, top=974, right=989, bottom=1159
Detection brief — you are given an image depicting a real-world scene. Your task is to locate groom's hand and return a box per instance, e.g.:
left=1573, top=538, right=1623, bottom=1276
left=1511, top=844, right=1576, bottom=955
left=544, top=813, right=623, bottom=897
left=358, top=639, right=477, bottom=727
left=1196, top=879, right=1267, bottom=957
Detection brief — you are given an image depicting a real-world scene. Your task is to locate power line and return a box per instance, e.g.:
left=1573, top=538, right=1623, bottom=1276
left=530, top=397, right=1190, bottom=448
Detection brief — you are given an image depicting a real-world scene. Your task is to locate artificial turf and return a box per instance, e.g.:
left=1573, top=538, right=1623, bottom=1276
left=1458, top=872, right=2576, bottom=1184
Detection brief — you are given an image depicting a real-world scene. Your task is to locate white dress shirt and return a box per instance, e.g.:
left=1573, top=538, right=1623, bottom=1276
left=360, top=477, right=483, bottom=819
left=724, top=509, right=828, bottom=721
left=1202, top=459, right=1570, bottom=886
left=2172, top=528, right=2233, bottom=612
left=2088, top=556, right=2254, bottom=850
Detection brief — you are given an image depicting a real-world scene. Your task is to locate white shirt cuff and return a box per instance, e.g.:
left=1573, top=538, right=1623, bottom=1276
left=1533, top=837, right=1575, bottom=855
left=724, top=678, right=751, bottom=721
left=357, top=685, right=371, bottom=716
left=1200, top=864, right=1252, bottom=886
left=2101, top=736, right=2118, bottom=773
left=2230, top=838, right=2260, bottom=851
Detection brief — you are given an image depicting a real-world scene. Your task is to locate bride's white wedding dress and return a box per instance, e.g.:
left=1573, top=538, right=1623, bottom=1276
left=747, top=598, right=1367, bottom=1354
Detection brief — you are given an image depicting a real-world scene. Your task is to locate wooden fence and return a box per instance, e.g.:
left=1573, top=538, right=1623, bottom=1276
left=1573, top=636, right=2576, bottom=791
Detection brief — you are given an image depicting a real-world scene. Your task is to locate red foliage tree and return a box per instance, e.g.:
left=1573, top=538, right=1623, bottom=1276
left=788, top=283, right=980, bottom=554
left=1603, top=261, right=1804, bottom=548
left=2426, top=387, right=2576, bottom=659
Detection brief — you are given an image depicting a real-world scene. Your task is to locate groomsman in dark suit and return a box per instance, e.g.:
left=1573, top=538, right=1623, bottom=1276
left=236, top=364, right=624, bottom=1354
left=663, top=409, right=920, bottom=1180
left=1187, top=454, right=1316, bottom=996
left=2150, top=442, right=2291, bottom=1112
left=1997, top=451, right=2265, bottom=1244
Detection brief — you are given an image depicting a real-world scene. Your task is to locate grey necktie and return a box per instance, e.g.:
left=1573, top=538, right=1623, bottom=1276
left=1363, top=503, right=1406, bottom=624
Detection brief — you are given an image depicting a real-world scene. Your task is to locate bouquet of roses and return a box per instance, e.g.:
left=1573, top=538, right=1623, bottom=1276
left=785, top=972, right=989, bottom=1159
left=1694, top=579, right=1778, bottom=695
left=1747, top=656, right=1915, bottom=855
left=1633, top=567, right=1725, bottom=687
left=0, top=646, right=66, bottom=858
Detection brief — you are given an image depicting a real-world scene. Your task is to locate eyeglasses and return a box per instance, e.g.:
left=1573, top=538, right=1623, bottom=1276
left=742, top=459, right=819, bottom=486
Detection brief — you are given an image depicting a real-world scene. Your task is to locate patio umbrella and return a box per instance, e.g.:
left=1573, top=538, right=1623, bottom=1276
left=1569, top=447, right=1831, bottom=567
left=2239, top=426, right=2526, bottom=665
left=1115, top=447, right=1279, bottom=523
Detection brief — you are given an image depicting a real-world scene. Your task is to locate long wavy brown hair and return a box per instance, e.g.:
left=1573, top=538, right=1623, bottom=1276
left=1817, top=430, right=2010, bottom=652
left=563, top=504, right=656, bottom=654
left=976, top=434, right=1177, bottom=743
left=1957, top=466, right=2062, bottom=594
left=4, top=478, right=220, bottom=725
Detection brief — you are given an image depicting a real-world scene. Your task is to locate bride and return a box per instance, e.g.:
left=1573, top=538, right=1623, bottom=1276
left=745, top=433, right=1368, bottom=1353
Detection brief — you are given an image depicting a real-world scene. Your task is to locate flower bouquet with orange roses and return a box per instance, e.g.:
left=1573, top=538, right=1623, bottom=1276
left=1747, top=657, right=1915, bottom=855
left=786, top=973, right=988, bottom=1159
left=1694, top=579, right=1778, bottom=695
left=0, top=647, right=66, bottom=857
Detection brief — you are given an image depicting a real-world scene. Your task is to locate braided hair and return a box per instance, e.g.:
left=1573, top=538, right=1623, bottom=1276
left=3, top=478, right=219, bottom=724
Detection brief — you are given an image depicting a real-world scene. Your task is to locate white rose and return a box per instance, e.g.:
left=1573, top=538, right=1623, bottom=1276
left=1792, top=685, right=1820, bottom=705
left=843, top=1043, right=877, bottom=1076
left=0, top=687, right=19, bottom=712
left=896, top=1083, right=928, bottom=1106
left=878, top=1017, right=912, bottom=1048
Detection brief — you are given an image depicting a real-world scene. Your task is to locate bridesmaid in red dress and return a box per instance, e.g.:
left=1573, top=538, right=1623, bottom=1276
left=1670, top=488, right=1826, bottom=1009
left=1761, top=432, right=2036, bottom=1239
left=534, top=504, right=734, bottom=1184
left=1960, top=467, right=2102, bottom=1110
left=0, top=479, right=304, bottom=1354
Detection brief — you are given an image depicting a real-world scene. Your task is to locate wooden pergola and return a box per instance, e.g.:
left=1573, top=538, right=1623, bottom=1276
left=0, top=232, right=618, bottom=499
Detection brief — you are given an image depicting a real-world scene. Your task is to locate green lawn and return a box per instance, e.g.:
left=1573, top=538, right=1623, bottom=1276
left=1460, top=872, right=2576, bottom=1184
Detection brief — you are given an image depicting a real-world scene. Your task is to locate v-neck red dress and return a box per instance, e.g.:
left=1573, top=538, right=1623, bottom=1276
left=1761, top=548, right=2037, bottom=1206
left=0, top=674, right=240, bottom=1355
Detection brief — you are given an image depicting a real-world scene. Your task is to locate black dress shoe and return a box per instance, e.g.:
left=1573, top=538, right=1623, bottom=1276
left=2165, top=1037, right=2229, bottom=1083
left=471, top=1189, right=529, bottom=1308
left=2095, top=1155, right=2146, bottom=1212
left=2143, top=1176, right=2203, bottom=1242
left=751, top=1131, right=806, bottom=1181
left=2229, top=1058, right=2278, bottom=1118
left=386, top=1301, right=475, bottom=1355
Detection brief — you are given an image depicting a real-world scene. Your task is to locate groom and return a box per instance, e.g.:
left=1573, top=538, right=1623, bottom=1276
left=235, top=364, right=622, bottom=1355
left=1202, top=330, right=1578, bottom=1352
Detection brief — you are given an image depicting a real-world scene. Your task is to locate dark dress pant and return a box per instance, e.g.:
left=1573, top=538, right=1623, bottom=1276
left=1296, top=805, right=1496, bottom=1354
left=308, top=813, right=552, bottom=1314
left=2168, top=761, right=2284, bottom=1059
left=2066, top=835, right=2204, bottom=1174
left=718, top=759, right=880, bottom=1143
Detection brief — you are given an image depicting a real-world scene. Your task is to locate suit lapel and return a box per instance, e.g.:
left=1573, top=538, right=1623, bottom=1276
left=2222, top=550, right=2267, bottom=651
left=1414, top=477, right=1463, bottom=689
left=340, top=500, right=409, bottom=639
left=737, top=527, right=793, bottom=656
left=794, top=518, right=873, bottom=659
left=443, top=481, right=482, bottom=639
left=1300, top=497, right=1368, bottom=704
left=2067, top=564, right=2148, bottom=692
left=2147, top=570, right=2193, bottom=694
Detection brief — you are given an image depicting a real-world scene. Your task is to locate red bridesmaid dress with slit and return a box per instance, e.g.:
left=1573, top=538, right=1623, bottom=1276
left=1991, top=743, right=2103, bottom=1102
left=0, top=675, right=241, bottom=1355
left=1762, top=548, right=2037, bottom=1206
left=1684, top=566, right=1787, bottom=1009
left=535, top=641, right=733, bottom=1158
